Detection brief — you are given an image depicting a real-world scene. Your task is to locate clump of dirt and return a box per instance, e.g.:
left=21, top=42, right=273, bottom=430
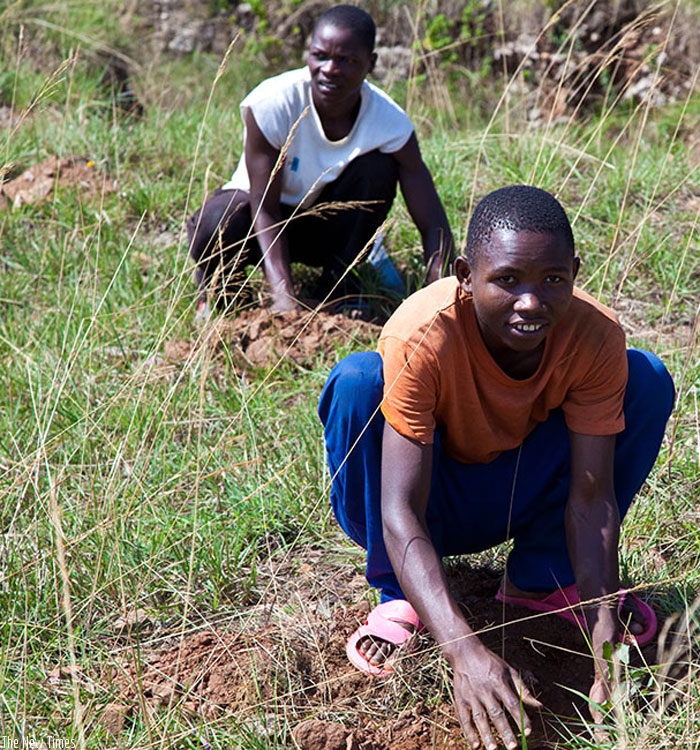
left=154, top=308, right=381, bottom=376
left=292, top=720, right=355, bottom=750
left=100, top=553, right=667, bottom=749
left=217, top=308, right=381, bottom=369
left=0, top=155, right=114, bottom=209
left=110, top=629, right=296, bottom=720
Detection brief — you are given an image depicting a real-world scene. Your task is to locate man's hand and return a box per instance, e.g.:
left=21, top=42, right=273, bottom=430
left=269, top=285, right=302, bottom=313
left=381, top=424, right=540, bottom=749
left=567, top=430, right=622, bottom=741
left=449, top=640, right=541, bottom=750
left=244, top=109, right=301, bottom=312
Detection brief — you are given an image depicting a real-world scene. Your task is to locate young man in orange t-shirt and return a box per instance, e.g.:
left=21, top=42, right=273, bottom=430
left=319, top=185, right=674, bottom=750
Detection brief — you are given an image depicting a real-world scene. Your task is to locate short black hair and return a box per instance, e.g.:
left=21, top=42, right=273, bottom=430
left=466, top=185, right=575, bottom=264
left=313, top=4, right=376, bottom=53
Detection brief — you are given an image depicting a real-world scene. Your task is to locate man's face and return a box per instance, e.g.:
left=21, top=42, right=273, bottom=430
left=307, top=22, right=376, bottom=113
left=457, top=229, right=580, bottom=367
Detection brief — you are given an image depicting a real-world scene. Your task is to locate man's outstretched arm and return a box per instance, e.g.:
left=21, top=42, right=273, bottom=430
left=392, top=133, right=455, bottom=283
left=244, top=110, right=300, bottom=312
left=566, top=431, right=621, bottom=716
left=381, top=423, right=540, bottom=750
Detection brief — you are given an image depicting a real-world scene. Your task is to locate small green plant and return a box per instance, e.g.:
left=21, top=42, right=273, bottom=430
left=423, top=13, right=457, bottom=66
left=461, top=0, right=489, bottom=48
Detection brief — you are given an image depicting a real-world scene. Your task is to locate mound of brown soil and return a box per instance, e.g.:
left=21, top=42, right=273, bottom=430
left=212, top=308, right=381, bottom=369
left=100, top=553, right=663, bottom=749
left=0, top=156, right=113, bottom=209
left=155, top=308, right=382, bottom=376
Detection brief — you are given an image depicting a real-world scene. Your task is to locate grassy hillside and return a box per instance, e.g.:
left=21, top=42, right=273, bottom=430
left=0, top=1, right=698, bottom=748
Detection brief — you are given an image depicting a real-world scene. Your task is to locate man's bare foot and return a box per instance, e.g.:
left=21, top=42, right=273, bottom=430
left=346, top=600, right=423, bottom=676
left=357, top=618, right=416, bottom=667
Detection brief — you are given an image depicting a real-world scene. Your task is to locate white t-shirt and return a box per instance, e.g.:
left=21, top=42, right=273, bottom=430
left=222, top=67, right=415, bottom=208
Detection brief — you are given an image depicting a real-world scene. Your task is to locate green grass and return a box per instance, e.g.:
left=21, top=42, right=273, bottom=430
left=0, top=1, right=699, bottom=747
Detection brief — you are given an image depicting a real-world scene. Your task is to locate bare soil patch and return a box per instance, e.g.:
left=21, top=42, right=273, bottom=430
left=102, top=548, right=664, bottom=749
left=0, top=155, right=114, bottom=209
left=210, top=307, right=382, bottom=370
left=152, top=308, right=382, bottom=377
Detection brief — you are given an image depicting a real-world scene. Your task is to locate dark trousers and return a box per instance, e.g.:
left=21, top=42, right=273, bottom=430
left=318, top=350, right=675, bottom=602
left=187, top=150, right=399, bottom=305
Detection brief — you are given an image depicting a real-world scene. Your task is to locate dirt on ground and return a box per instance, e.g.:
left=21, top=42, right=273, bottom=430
left=150, top=307, right=383, bottom=377
left=97, top=550, right=670, bottom=749
left=0, top=155, right=114, bottom=209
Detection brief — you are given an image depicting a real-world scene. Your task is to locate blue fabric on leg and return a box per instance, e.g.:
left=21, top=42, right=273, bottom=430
left=318, top=351, right=405, bottom=601
left=426, top=409, right=570, bottom=570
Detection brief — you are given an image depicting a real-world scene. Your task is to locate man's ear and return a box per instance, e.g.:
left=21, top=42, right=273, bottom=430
left=572, top=256, right=581, bottom=281
left=454, top=256, right=472, bottom=294
left=368, top=51, right=377, bottom=75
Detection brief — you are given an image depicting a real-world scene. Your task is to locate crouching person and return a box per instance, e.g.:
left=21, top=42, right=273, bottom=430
left=318, top=185, right=674, bottom=749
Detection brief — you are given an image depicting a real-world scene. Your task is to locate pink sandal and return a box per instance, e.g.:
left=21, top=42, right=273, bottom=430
left=346, top=599, right=423, bottom=677
left=496, top=583, right=658, bottom=646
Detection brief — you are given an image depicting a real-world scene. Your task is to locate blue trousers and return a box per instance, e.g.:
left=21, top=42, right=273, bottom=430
left=318, top=350, right=674, bottom=602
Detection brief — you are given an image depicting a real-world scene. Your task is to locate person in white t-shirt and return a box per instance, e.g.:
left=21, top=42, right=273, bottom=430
left=187, top=4, right=454, bottom=316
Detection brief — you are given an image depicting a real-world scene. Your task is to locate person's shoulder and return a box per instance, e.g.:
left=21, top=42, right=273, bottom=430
left=381, top=278, right=462, bottom=340
left=557, top=288, right=625, bottom=360
left=570, top=288, right=623, bottom=330
left=275, top=67, right=310, bottom=87
left=362, top=79, right=410, bottom=117
left=244, top=67, right=309, bottom=102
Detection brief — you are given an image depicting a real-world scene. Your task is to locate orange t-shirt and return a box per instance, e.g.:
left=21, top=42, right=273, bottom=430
left=377, top=277, right=627, bottom=464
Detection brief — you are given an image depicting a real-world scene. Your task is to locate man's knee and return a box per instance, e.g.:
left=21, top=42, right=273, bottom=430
left=186, top=208, right=205, bottom=259
left=186, top=190, right=251, bottom=262
left=338, top=350, right=382, bottom=379
left=187, top=205, right=222, bottom=263
left=319, top=352, right=383, bottom=426
left=626, top=349, right=675, bottom=422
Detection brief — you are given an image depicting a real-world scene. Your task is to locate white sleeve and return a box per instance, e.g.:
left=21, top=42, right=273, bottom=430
left=239, top=78, right=296, bottom=150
